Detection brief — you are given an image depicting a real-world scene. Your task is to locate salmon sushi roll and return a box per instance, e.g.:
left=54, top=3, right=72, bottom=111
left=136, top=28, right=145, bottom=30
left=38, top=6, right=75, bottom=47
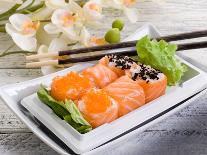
left=103, top=75, right=145, bottom=117
left=126, top=64, right=167, bottom=103
left=51, top=72, right=94, bottom=101
left=99, top=55, right=137, bottom=77
left=77, top=89, right=118, bottom=128
left=81, top=63, right=118, bottom=88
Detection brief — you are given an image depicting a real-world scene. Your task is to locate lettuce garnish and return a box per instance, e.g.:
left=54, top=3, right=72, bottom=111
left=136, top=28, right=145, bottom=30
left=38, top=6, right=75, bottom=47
left=136, top=36, right=187, bottom=86
left=37, top=85, right=92, bottom=134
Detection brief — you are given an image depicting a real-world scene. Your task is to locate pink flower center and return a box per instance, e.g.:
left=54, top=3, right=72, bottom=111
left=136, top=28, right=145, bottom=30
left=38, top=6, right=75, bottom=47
left=123, top=0, right=136, bottom=7
left=22, top=21, right=40, bottom=34
left=62, top=13, right=76, bottom=27
left=89, top=3, right=101, bottom=12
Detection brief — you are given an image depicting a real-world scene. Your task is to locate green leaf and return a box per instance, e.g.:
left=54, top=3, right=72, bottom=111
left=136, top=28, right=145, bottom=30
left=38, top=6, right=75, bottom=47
left=37, top=85, right=69, bottom=119
left=0, top=4, right=21, bottom=20
left=64, top=115, right=92, bottom=134
left=16, top=0, right=35, bottom=13
left=65, top=100, right=91, bottom=126
left=0, top=0, right=44, bottom=21
left=0, top=25, right=5, bottom=33
left=37, top=85, right=92, bottom=134
left=136, top=36, right=187, bottom=86
left=26, top=2, right=45, bottom=13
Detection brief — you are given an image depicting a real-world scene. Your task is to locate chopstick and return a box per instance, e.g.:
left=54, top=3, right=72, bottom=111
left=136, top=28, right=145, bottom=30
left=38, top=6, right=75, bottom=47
left=26, top=30, right=207, bottom=60
left=26, top=41, right=207, bottom=68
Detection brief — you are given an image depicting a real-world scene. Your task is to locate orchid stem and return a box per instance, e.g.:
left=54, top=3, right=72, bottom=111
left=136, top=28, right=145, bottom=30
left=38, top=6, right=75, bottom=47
left=25, top=2, right=45, bottom=13
left=0, top=4, right=21, bottom=20
left=16, top=0, right=35, bottom=13
left=0, top=1, right=45, bottom=21
left=0, top=26, right=5, bottom=33
left=39, top=19, right=51, bottom=22
left=67, top=42, right=79, bottom=46
left=0, top=51, right=36, bottom=58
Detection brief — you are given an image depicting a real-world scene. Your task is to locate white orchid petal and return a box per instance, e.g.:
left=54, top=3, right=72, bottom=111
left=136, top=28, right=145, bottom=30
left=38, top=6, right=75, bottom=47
left=83, top=1, right=103, bottom=21
left=5, top=23, right=18, bottom=36
left=0, top=2, right=16, bottom=13
left=38, top=45, right=49, bottom=61
left=62, top=27, right=79, bottom=41
left=38, top=45, right=48, bottom=54
left=6, top=23, right=36, bottom=37
left=48, top=38, right=68, bottom=53
left=44, top=23, right=61, bottom=34
left=123, top=7, right=138, bottom=23
left=9, top=14, right=32, bottom=31
left=11, top=33, right=37, bottom=51
left=51, top=9, right=68, bottom=26
left=37, top=23, right=57, bottom=46
left=37, top=44, right=60, bottom=75
left=45, top=0, right=68, bottom=9
left=0, top=1, right=23, bottom=12
left=31, top=7, right=53, bottom=21
left=80, top=27, right=91, bottom=46
left=68, top=0, right=83, bottom=13
left=14, top=0, right=23, bottom=4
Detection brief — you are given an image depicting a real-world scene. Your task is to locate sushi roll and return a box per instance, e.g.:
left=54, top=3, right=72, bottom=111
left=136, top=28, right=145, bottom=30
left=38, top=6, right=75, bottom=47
left=77, top=89, right=118, bottom=128
left=51, top=72, right=94, bottom=101
left=126, top=64, right=167, bottom=103
left=99, top=54, right=136, bottom=77
left=81, top=63, right=118, bottom=88
left=103, top=75, right=145, bottom=117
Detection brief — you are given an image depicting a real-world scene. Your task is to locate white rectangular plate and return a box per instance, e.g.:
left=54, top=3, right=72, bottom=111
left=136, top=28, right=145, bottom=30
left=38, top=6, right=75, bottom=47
left=1, top=24, right=207, bottom=155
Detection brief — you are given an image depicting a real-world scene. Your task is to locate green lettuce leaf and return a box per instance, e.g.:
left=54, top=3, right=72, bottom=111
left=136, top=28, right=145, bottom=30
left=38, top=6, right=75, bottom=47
left=136, top=36, right=187, bottom=85
left=37, top=85, right=69, bottom=119
left=37, top=85, right=92, bottom=134
left=65, top=100, right=91, bottom=126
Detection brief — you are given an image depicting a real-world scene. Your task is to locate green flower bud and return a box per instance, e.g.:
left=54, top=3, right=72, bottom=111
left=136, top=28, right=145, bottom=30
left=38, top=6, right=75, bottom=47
left=112, top=19, right=124, bottom=31
left=104, top=28, right=121, bottom=44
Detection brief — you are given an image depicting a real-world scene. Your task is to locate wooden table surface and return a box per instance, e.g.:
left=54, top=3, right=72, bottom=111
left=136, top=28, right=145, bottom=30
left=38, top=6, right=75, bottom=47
left=1, top=0, right=207, bottom=154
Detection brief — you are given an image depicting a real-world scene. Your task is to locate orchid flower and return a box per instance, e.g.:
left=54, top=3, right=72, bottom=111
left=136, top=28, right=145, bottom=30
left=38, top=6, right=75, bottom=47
left=5, top=14, right=40, bottom=51
left=32, top=0, right=70, bottom=21
left=44, top=9, right=82, bottom=41
left=44, top=0, right=69, bottom=10
left=38, top=38, right=68, bottom=75
left=68, top=0, right=104, bottom=27
left=82, top=0, right=103, bottom=26
left=101, top=0, right=138, bottom=23
left=80, top=27, right=106, bottom=47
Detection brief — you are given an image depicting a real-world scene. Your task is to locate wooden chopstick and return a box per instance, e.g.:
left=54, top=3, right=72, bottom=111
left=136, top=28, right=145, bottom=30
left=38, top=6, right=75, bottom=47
left=26, top=41, right=207, bottom=68
left=26, top=30, right=207, bottom=60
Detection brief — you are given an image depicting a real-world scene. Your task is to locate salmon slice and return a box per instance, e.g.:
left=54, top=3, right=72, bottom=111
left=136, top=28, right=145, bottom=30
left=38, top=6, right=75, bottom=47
left=99, top=55, right=137, bottom=77
left=126, top=64, right=167, bottom=103
left=77, top=89, right=118, bottom=128
left=81, top=63, right=118, bottom=88
left=103, top=75, right=145, bottom=117
left=51, top=72, right=94, bottom=101
left=99, top=56, right=125, bottom=77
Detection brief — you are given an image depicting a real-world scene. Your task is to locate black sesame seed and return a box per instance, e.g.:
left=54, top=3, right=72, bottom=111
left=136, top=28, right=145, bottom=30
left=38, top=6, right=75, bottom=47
left=131, top=63, right=162, bottom=82
left=107, top=54, right=135, bottom=70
